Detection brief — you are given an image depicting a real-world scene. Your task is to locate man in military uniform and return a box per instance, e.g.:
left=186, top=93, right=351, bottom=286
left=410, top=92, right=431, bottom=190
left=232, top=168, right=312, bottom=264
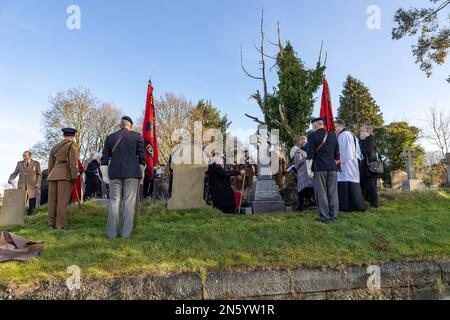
left=47, top=128, right=79, bottom=229
left=8, top=151, right=41, bottom=215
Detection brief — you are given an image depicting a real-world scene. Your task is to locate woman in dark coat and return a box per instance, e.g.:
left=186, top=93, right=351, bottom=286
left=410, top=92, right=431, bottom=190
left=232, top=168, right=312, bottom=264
left=359, top=126, right=379, bottom=208
left=208, top=156, right=243, bottom=214
left=84, top=154, right=103, bottom=200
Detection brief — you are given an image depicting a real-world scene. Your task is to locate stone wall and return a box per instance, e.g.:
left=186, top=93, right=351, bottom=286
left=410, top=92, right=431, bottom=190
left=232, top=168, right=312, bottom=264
left=1, top=260, right=450, bottom=300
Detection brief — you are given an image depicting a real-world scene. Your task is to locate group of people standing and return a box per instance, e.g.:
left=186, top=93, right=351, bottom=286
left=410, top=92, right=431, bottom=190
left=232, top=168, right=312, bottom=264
left=8, top=116, right=145, bottom=239
left=294, top=117, right=379, bottom=224
left=8, top=114, right=379, bottom=237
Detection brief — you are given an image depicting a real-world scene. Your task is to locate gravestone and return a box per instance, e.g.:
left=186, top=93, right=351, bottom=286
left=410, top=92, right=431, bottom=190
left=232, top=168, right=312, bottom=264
left=400, top=147, right=425, bottom=192
left=168, top=163, right=208, bottom=210
left=441, top=153, right=450, bottom=187
left=0, top=189, right=26, bottom=227
left=390, top=170, right=407, bottom=192
left=248, top=125, right=286, bottom=214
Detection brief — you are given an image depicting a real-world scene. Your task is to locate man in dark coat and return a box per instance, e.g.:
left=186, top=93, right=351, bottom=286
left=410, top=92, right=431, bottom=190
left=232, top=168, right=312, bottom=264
left=100, top=116, right=146, bottom=239
left=306, top=117, right=340, bottom=223
left=208, top=155, right=244, bottom=214
left=359, top=125, right=379, bottom=208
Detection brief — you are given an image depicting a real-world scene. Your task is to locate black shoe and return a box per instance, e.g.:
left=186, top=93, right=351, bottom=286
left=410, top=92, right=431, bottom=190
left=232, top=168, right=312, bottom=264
left=314, top=217, right=331, bottom=224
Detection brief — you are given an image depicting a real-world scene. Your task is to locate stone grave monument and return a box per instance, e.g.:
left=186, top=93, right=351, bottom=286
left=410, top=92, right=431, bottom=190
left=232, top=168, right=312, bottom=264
left=441, top=153, right=450, bottom=187
left=390, top=170, right=407, bottom=192
left=0, top=189, right=26, bottom=227
left=401, top=147, right=425, bottom=192
left=248, top=124, right=286, bottom=214
left=168, top=162, right=208, bottom=210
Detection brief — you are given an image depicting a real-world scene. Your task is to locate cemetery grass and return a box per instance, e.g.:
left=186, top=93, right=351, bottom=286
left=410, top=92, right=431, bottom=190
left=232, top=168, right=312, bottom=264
left=1, top=189, right=449, bottom=285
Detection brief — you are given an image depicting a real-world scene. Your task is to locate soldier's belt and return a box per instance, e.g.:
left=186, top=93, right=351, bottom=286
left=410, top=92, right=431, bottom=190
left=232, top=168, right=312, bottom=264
left=56, top=160, right=68, bottom=164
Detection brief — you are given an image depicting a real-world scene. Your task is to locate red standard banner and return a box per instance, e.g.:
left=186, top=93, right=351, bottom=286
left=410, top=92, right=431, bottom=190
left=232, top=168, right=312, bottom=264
left=320, top=77, right=336, bottom=132
left=142, top=80, right=159, bottom=177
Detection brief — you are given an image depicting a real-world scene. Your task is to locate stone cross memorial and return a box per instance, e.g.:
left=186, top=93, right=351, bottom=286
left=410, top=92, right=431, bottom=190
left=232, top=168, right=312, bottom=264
left=401, top=147, right=418, bottom=180
left=400, top=147, right=425, bottom=192
left=0, top=189, right=26, bottom=227
left=248, top=124, right=286, bottom=214
left=441, top=153, right=450, bottom=187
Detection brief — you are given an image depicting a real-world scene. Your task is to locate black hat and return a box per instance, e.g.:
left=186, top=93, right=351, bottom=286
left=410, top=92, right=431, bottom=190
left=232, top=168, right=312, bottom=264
left=121, top=116, right=133, bottom=125
left=311, top=117, right=325, bottom=124
left=62, top=128, right=77, bottom=137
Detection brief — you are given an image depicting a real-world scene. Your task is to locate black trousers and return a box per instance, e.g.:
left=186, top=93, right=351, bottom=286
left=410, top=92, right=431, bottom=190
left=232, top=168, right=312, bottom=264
left=297, top=187, right=315, bottom=210
left=360, top=176, right=379, bottom=208
left=28, top=198, right=37, bottom=215
left=40, top=188, right=48, bottom=206
left=143, top=176, right=155, bottom=199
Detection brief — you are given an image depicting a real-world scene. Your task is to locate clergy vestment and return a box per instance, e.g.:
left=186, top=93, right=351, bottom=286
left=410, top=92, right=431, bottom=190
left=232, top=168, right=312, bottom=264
left=337, top=130, right=367, bottom=212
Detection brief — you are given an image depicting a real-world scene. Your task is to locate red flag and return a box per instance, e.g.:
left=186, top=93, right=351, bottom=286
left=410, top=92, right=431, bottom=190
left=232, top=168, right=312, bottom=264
left=142, top=80, right=159, bottom=178
left=320, top=77, right=336, bottom=132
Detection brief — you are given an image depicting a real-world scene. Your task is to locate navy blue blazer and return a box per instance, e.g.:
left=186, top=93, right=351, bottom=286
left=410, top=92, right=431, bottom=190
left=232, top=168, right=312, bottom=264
left=306, top=128, right=340, bottom=172
left=101, top=129, right=146, bottom=180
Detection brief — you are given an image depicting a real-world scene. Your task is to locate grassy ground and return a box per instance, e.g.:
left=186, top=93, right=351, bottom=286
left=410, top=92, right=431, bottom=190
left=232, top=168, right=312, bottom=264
left=1, top=190, right=449, bottom=285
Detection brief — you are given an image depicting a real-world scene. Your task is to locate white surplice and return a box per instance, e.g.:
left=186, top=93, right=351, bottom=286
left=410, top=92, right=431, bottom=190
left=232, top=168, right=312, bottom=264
left=337, top=130, right=361, bottom=183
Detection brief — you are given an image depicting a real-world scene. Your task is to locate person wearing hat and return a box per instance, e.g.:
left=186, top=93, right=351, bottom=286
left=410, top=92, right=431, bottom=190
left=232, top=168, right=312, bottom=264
left=100, top=116, right=146, bottom=239
left=47, top=128, right=79, bottom=229
left=306, top=117, right=340, bottom=224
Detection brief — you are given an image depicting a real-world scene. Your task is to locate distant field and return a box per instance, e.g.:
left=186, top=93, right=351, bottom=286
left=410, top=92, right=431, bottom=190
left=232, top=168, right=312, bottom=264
left=1, top=189, right=449, bottom=285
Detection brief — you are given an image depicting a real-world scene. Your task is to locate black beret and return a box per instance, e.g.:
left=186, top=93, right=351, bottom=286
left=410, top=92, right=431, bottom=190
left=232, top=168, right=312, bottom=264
left=62, top=128, right=77, bottom=136
left=121, top=116, right=133, bottom=125
left=311, top=117, right=326, bottom=124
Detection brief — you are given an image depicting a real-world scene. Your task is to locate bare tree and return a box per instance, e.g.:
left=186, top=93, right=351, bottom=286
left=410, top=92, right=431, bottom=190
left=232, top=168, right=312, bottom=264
left=137, top=92, right=194, bottom=164
left=424, top=105, right=450, bottom=158
left=31, top=88, right=122, bottom=163
left=86, top=102, right=123, bottom=153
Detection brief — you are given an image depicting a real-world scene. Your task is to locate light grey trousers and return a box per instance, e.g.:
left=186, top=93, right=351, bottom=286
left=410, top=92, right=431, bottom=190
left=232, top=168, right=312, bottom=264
left=313, top=171, right=339, bottom=222
left=108, top=178, right=139, bottom=239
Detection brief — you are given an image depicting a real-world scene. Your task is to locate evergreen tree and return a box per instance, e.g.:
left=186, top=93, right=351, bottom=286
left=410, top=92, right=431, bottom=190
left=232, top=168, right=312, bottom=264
left=374, top=121, right=425, bottom=183
left=338, top=75, right=384, bottom=134
left=192, top=99, right=231, bottom=134
left=271, top=42, right=325, bottom=149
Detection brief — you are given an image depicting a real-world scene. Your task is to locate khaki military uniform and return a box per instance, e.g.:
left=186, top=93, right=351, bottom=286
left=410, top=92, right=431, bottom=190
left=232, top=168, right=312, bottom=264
left=9, top=160, right=41, bottom=199
left=47, top=140, right=79, bottom=228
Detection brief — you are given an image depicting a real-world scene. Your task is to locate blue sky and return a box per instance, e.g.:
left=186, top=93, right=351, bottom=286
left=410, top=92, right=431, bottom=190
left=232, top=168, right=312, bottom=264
left=0, top=0, right=449, bottom=193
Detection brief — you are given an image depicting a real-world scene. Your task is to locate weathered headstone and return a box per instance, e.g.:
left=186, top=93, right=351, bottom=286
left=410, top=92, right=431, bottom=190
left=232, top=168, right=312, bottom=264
left=0, top=189, right=26, bottom=227
left=168, top=163, right=208, bottom=210
left=441, top=153, right=450, bottom=187
left=248, top=125, right=286, bottom=214
left=401, top=147, right=425, bottom=191
left=390, top=170, right=407, bottom=193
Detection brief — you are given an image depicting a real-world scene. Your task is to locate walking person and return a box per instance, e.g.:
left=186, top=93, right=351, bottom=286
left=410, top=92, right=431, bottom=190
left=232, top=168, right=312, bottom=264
left=359, top=125, right=379, bottom=208
left=47, top=128, right=79, bottom=229
left=8, top=151, right=42, bottom=215
left=306, top=117, right=340, bottom=224
left=100, top=116, right=146, bottom=239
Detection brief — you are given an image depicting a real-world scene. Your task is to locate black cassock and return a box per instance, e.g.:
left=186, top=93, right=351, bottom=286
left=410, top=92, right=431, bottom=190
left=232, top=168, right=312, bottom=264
left=208, top=163, right=239, bottom=214
left=338, top=182, right=367, bottom=212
